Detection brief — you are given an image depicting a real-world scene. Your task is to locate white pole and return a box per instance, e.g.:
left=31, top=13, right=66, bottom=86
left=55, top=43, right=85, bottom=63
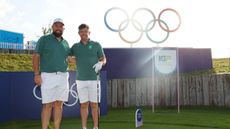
left=152, top=47, right=155, bottom=113
left=176, top=47, right=180, bottom=113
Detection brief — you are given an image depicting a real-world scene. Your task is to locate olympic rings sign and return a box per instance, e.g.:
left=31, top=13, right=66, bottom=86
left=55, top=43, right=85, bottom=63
left=104, top=7, right=181, bottom=44
left=33, top=83, right=79, bottom=107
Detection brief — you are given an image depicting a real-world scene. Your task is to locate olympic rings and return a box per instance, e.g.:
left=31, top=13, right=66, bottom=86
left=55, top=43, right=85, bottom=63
left=104, top=7, right=181, bottom=44
left=131, top=8, right=156, bottom=32
left=158, top=8, right=181, bottom=32
left=104, top=7, right=129, bottom=32
left=146, top=19, right=169, bottom=44
left=33, top=85, right=42, bottom=100
left=118, top=19, right=144, bottom=44
left=64, top=83, right=78, bottom=107
left=33, top=83, right=79, bottom=107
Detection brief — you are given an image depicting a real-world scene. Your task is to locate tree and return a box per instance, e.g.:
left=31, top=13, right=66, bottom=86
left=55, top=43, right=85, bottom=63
left=42, top=24, right=52, bottom=35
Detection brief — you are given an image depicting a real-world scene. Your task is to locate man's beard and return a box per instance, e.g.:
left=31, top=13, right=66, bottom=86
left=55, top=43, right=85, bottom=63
left=53, top=31, right=63, bottom=37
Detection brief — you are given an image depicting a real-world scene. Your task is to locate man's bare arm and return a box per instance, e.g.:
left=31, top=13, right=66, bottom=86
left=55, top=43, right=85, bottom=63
left=99, top=56, right=106, bottom=66
left=32, top=53, right=42, bottom=86
left=68, top=56, right=76, bottom=64
left=33, top=53, right=40, bottom=75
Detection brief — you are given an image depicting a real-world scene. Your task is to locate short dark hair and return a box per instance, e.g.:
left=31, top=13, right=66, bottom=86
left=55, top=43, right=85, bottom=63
left=78, top=24, right=89, bottom=30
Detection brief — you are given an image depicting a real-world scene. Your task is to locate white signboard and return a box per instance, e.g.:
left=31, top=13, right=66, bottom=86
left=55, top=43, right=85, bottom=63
left=135, top=108, right=143, bottom=128
left=155, top=49, right=177, bottom=74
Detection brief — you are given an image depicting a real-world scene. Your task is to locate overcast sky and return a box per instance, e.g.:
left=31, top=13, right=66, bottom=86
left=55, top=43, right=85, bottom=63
left=0, top=0, right=230, bottom=58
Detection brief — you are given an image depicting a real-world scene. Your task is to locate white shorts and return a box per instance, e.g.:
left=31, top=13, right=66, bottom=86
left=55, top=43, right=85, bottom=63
left=41, top=72, right=69, bottom=104
left=76, top=80, right=101, bottom=103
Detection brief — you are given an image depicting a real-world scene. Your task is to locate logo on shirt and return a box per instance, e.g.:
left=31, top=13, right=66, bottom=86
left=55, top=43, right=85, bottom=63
left=88, top=45, right=93, bottom=49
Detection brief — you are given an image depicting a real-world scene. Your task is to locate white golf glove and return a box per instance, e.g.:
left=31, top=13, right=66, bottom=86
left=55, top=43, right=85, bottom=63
left=93, top=61, right=103, bottom=74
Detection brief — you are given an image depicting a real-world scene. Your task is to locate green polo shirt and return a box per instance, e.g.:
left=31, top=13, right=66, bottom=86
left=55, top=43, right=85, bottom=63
left=35, top=34, right=70, bottom=72
left=71, top=40, right=105, bottom=80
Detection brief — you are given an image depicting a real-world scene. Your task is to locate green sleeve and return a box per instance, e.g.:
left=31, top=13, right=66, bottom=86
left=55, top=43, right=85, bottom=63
left=70, top=44, right=76, bottom=57
left=97, top=43, right=105, bottom=58
left=35, top=36, right=45, bottom=54
left=65, top=41, right=71, bottom=56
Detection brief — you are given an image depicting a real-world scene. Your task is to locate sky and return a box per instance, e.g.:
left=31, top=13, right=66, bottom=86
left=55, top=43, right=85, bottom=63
left=0, top=0, right=230, bottom=58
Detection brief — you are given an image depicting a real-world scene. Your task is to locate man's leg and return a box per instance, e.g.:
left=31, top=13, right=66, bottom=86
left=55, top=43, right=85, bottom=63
left=90, top=102, right=98, bottom=129
left=41, top=103, right=53, bottom=129
left=53, top=101, right=64, bottom=129
left=81, top=102, right=89, bottom=129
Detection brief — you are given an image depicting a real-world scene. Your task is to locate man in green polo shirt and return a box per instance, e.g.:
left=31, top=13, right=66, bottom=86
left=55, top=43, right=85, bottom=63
left=33, top=18, right=70, bottom=129
left=71, top=24, right=106, bottom=129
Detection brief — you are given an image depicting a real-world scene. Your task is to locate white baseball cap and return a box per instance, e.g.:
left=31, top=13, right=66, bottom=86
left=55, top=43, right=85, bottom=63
left=53, top=18, right=64, bottom=25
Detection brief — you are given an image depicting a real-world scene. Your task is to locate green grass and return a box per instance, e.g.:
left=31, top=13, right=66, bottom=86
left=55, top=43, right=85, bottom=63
left=0, top=53, right=229, bottom=74
left=180, top=58, right=230, bottom=76
left=212, top=58, right=230, bottom=73
left=1, top=107, right=230, bottom=129
left=0, top=53, right=76, bottom=71
left=0, top=53, right=33, bottom=72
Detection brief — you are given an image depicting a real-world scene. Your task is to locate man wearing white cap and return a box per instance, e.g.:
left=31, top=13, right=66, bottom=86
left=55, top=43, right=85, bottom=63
left=33, top=18, right=70, bottom=129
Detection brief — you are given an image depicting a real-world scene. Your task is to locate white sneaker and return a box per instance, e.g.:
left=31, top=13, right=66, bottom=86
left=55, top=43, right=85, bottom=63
left=93, top=128, right=98, bottom=129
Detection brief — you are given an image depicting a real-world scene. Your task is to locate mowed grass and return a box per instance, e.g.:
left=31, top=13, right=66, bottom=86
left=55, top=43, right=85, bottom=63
left=0, top=53, right=33, bottom=71
left=1, top=107, right=230, bottom=129
left=0, top=53, right=229, bottom=73
left=1, top=54, right=229, bottom=73
left=0, top=53, right=76, bottom=71
left=213, top=58, right=230, bottom=73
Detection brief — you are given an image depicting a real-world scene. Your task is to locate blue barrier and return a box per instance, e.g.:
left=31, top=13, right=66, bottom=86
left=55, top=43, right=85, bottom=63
left=0, top=47, right=212, bottom=122
left=0, top=73, right=11, bottom=121
left=0, top=71, right=107, bottom=122
left=102, top=48, right=212, bottom=79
